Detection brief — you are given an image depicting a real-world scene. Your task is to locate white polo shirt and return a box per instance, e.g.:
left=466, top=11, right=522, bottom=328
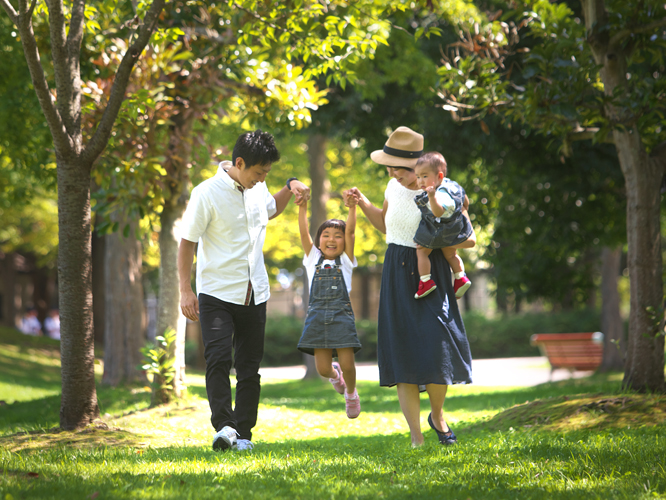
left=180, top=161, right=277, bottom=305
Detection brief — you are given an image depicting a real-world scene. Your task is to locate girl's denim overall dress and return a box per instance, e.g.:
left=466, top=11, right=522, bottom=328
left=297, top=255, right=361, bottom=355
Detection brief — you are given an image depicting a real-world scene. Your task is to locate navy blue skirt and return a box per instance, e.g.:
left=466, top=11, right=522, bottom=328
left=377, top=244, right=473, bottom=386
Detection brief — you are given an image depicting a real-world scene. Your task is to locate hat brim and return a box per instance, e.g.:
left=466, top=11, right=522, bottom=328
left=370, top=150, right=419, bottom=168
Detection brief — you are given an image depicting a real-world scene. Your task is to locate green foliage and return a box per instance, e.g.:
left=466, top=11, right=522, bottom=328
left=436, top=0, right=666, bottom=150
left=141, top=329, right=177, bottom=402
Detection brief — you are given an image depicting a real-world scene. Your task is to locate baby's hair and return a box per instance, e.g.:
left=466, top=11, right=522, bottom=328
left=314, top=219, right=346, bottom=248
left=416, top=151, right=448, bottom=177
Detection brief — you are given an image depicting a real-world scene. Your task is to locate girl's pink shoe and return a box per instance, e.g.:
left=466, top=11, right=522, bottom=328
left=345, top=390, right=361, bottom=419
left=329, top=362, right=346, bottom=394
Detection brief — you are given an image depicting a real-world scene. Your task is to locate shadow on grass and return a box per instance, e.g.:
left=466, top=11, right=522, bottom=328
left=0, top=349, right=62, bottom=393
left=2, top=429, right=663, bottom=500
left=0, top=383, right=153, bottom=435
left=187, top=372, right=626, bottom=416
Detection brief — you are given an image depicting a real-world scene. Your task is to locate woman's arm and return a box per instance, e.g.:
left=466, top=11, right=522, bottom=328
left=345, top=201, right=357, bottom=261
left=298, top=198, right=314, bottom=257
left=345, top=187, right=387, bottom=234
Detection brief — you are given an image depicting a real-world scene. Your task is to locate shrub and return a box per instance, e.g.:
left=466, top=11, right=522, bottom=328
left=464, top=309, right=604, bottom=359
left=248, top=309, right=606, bottom=366
left=261, top=316, right=379, bottom=366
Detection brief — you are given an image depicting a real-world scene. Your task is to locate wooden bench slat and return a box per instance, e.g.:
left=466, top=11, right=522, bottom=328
left=530, top=332, right=604, bottom=372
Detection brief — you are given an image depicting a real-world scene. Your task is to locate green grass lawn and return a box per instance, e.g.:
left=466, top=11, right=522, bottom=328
left=0, top=327, right=664, bottom=499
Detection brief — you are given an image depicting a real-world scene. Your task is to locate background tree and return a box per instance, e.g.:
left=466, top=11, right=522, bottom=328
left=0, top=0, right=168, bottom=428
left=436, top=0, right=666, bottom=392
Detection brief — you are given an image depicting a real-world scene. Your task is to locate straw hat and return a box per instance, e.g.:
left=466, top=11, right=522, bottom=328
left=370, top=126, right=424, bottom=167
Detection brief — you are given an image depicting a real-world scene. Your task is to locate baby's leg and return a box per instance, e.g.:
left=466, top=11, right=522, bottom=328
left=337, top=348, right=356, bottom=395
left=443, top=242, right=473, bottom=298
left=416, top=246, right=433, bottom=277
left=442, top=247, right=464, bottom=276
left=314, top=349, right=336, bottom=378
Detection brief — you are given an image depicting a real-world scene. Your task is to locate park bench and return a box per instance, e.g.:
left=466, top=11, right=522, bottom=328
left=530, top=332, right=604, bottom=378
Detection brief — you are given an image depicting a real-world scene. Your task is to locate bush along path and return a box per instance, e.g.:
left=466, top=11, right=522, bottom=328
left=0, top=328, right=665, bottom=499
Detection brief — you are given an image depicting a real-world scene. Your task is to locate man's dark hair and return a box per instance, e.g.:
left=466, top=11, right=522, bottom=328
left=314, top=219, right=346, bottom=249
left=232, top=129, right=281, bottom=167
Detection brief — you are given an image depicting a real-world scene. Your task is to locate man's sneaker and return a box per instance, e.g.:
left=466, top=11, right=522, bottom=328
left=454, top=275, right=472, bottom=299
left=345, top=390, right=361, bottom=419
left=236, top=439, right=254, bottom=451
left=329, top=362, right=346, bottom=394
left=212, top=426, right=238, bottom=451
left=415, top=279, right=437, bottom=299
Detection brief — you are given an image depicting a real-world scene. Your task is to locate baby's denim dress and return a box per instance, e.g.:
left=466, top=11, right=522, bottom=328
left=413, top=178, right=473, bottom=249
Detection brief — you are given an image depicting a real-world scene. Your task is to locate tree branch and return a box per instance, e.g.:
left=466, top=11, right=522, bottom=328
left=15, top=0, right=72, bottom=155
left=45, top=0, right=80, bottom=135
left=67, top=0, right=85, bottom=54
left=1, top=0, right=18, bottom=24
left=82, top=0, right=166, bottom=165
left=609, top=18, right=666, bottom=48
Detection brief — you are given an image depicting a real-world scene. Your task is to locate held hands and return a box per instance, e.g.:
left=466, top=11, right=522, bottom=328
left=343, top=188, right=361, bottom=208
left=289, top=180, right=310, bottom=205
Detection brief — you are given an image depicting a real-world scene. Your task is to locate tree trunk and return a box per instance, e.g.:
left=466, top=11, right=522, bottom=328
left=599, top=246, right=624, bottom=371
left=615, top=129, right=665, bottom=392
left=101, top=216, right=146, bottom=385
left=91, top=220, right=106, bottom=346
left=30, top=256, right=50, bottom=328
left=582, top=0, right=665, bottom=392
left=157, top=203, right=187, bottom=397
left=302, top=133, right=329, bottom=379
left=1, top=253, right=17, bottom=328
left=57, top=159, right=99, bottom=429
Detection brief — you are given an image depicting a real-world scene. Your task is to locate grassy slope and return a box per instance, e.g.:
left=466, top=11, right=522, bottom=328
left=0, top=327, right=664, bottom=499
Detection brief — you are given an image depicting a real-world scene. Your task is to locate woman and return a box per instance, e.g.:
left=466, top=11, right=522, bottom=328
left=344, top=126, right=474, bottom=447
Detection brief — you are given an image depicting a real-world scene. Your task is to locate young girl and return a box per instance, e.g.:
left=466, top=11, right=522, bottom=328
left=296, top=196, right=362, bottom=419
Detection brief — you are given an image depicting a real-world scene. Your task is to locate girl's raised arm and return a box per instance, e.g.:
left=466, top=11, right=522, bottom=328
left=345, top=201, right=357, bottom=261
left=298, top=198, right=314, bottom=257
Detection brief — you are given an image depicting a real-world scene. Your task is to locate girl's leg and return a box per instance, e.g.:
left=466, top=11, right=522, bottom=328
left=336, top=348, right=356, bottom=395
left=313, top=349, right=336, bottom=378
left=416, top=246, right=433, bottom=277
left=396, top=383, right=424, bottom=447
left=442, top=247, right=463, bottom=275
left=425, top=384, right=450, bottom=433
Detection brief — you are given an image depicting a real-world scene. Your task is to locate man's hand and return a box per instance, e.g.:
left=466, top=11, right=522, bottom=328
left=289, top=180, right=311, bottom=204
left=180, top=289, right=199, bottom=321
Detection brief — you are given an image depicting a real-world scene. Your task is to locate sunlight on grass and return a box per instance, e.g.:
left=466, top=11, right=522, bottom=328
left=1, top=328, right=665, bottom=499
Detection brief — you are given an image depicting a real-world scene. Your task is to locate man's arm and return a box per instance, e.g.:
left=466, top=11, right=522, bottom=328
left=178, top=238, right=199, bottom=321
left=271, top=185, right=293, bottom=219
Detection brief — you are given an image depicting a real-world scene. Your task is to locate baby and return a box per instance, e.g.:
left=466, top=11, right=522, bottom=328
left=413, top=152, right=476, bottom=299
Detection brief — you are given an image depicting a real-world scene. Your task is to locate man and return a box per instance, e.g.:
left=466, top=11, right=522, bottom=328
left=178, top=130, right=309, bottom=451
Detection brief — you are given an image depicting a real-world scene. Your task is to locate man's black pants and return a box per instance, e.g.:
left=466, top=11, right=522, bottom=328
left=198, top=293, right=266, bottom=441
